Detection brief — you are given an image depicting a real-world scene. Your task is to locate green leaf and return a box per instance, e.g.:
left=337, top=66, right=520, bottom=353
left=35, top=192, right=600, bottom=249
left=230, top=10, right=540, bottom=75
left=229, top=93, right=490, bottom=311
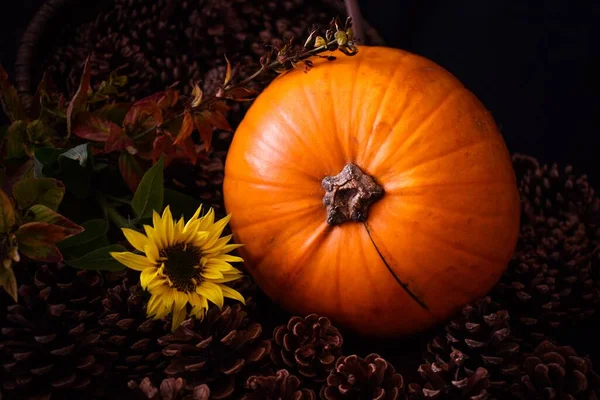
left=0, top=265, right=17, bottom=302
left=57, top=219, right=110, bottom=259
left=0, top=188, right=17, bottom=233
left=94, top=102, right=132, bottom=125
left=164, top=188, right=200, bottom=221
left=26, top=119, right=55, bottom=145
left=15, top=222, right=79, bottom=262
left=118, top=151, right=145, bottom=193
left=66, top=56, right=92, bottom=138
left=33, top=147, right=64, bottom=177
left=65, top=244, right=127, bottom=271
left=23, top=204, right=84, bottom=234
left=58, top=143, right=88, bottom=167
left=3, top=120, right=27, bottom=160
left=12, top=177, right=65, bottom=211
left=58, top=219, right=107, bottom=248
left=131, top=156, right=164, bottom=220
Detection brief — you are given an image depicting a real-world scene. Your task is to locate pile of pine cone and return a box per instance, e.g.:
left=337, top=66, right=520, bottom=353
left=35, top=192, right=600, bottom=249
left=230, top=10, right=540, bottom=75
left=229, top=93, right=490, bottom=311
left=1, top=154, right=598, bottom=400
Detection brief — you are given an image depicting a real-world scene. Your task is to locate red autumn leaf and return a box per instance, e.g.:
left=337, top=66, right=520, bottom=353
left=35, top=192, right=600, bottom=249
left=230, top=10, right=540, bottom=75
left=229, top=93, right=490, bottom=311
left=15, top=222, right=81, bottom=263
left=173, top=111, right=194, bottom=145
left=104, top=125, right=133, bottom=153
left=118, top=152, right=145, bottom=193
left=178, top=136, right=198, bottom=165
left=25, top=204, right=84, bottom=235
left=192, top=113, right=214, bottom=151
left=223, top=87, right=256, bottom=102
left=0, top=188, right=17, bottom=234
left=66, top=56, right=92, bottom=137
left=152, top=133, right=176, bottom=167
left=72, top=111, right=120, bottom=142
left=0, top=65, right=26, bottom=122
left=157, top=89, right=179, bottom=110
left=204, top=109, right=232, bottom=132
left=123, top=98, right=163, bottom=130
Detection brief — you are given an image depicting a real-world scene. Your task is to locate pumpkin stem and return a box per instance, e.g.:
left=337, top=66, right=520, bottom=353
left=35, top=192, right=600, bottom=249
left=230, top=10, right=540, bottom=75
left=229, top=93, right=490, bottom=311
left=321, top=163, right=384, bottom=225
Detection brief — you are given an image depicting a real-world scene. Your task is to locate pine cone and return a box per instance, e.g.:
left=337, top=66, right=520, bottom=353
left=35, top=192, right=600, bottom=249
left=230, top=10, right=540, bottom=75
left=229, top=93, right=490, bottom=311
left=128, top=376, right=211, bottom=400
left=270, top=314, right=343, bottom=383
left=511, top=154, right=598, bottom=225
left=134, top=302, right=271, bottom=399
left=0, top=263, right=121, bottom=399
left=512, top=340, right=600, bottom=400
left=493, top=155, right=600, bottom=348
left=95, top=273, right=169, bottom=383
left=242, top=369, right=315, bottom=400
left=422, top=297, right=521, bottom=397
left=406, top=366, right=491, bottom=400
left=320, top=354, right=406, bottom=400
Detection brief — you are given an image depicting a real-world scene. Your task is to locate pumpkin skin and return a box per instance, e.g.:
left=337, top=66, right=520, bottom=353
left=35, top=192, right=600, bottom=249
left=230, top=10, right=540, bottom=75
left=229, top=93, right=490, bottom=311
left=222, top=46, right=520, bottom=338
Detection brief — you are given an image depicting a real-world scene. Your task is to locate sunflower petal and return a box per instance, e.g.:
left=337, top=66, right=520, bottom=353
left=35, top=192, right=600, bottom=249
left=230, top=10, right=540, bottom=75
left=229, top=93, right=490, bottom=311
left=214, top=254, right=244, bottom=263
left=211, top=274, right=244, bottom=283
left=151, top=211, right=166, bottom=249
left=221, top=285, right=246, bottom=305
left=122, top=228, right=150, bottom=252
left=140, top=267, right=159, bottom=289
left=162, top=206, right=174, bottom=247
left=202, top=234, right=232, bottom=254
left=173, top=290, right=188, bottom=310
left=171, top=304, right=187, bottom=332
left=205, top=259, right=241, bottom=272
left=196, top=208, right=215, bottom=231
left=192, top=231, right=211, bottom=247
left=209, top=214, right=231, bottom=240
left=197, top=281, right=224, bottom=309
left=147, top=295, right=162, bottom=317
left=184, top=206, right=202, bottom=231
left=200, top=268, right=224, bottom=280
left=210, top=243, right=244, bottom=255
left=110, top=252, right=155, bottom=271
left=144, top=243, right=160, bottom=263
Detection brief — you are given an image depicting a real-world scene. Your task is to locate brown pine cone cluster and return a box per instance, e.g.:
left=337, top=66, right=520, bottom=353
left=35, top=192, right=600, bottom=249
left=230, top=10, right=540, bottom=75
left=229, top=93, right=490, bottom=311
left=511, top=341, right=600, bottom=400
left=493, top=155, right=600, bottom=349
left=94, top=273, right=169, bottom=383
left=242, top=369, right=316, bottom=400
left=270, top=314, right=344, bottom=384
left=131, top=302, right=271, bottom=399
left=407, top=367, right=491, bottom=400
left=320, top=354, right=406, bottom=400
left=420, top=297, right=521, bottom=398
left=0, top=263, right=121, bottom=399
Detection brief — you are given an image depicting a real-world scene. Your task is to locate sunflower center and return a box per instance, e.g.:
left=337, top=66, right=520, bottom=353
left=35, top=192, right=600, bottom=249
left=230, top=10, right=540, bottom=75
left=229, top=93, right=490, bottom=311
left=160, top=242, right=203, bottom=292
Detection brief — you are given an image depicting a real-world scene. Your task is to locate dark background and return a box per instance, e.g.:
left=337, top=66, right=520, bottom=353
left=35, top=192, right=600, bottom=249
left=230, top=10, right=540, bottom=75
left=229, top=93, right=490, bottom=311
left=1, top=0, right=599, bottom=185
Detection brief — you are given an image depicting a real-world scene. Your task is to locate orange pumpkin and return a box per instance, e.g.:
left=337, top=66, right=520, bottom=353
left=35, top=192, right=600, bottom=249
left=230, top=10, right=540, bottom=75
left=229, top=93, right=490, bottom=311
left=223, top=46, right=520, bottom=338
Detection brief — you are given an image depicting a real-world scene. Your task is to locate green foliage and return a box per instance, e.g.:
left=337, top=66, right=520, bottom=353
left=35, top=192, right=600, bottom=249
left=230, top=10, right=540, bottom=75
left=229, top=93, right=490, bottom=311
left=13, top=177, right=65, bottom=211
left=0, top=16, right=360, bottom=299
left=131, top=156, right=164, bottom=221
left=64, top=244, right=127, bottom=272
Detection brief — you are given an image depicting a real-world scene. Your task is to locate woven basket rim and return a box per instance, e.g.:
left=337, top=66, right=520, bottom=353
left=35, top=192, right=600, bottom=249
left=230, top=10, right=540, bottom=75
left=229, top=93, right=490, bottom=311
left=14, top=0, right=385, bottom=109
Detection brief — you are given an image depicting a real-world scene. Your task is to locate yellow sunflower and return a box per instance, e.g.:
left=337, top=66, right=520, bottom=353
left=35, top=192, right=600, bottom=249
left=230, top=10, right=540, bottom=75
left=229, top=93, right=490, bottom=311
left=110, top=205, right=246, bottom=331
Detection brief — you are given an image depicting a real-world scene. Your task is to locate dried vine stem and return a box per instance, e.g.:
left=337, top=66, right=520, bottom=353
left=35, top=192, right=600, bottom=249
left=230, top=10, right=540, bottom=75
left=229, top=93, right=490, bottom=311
left=132, top=16, right=360, bottom=142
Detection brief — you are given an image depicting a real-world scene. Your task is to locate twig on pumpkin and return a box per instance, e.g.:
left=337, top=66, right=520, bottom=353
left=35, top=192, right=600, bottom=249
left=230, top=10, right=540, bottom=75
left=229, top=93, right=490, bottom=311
left=131, top=17, right=359, bottom=143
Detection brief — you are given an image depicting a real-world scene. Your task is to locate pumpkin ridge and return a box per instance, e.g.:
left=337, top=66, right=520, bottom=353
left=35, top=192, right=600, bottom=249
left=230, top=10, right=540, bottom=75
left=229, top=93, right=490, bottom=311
left=362, top=222, right=429, bottom=311
left=361, top=58, right=414, bottom=169
left=367, top=86, right=464, bottom=174
left=393, top=136, right=494, bottom=179
left=402, top=214, right=507, bottom=264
